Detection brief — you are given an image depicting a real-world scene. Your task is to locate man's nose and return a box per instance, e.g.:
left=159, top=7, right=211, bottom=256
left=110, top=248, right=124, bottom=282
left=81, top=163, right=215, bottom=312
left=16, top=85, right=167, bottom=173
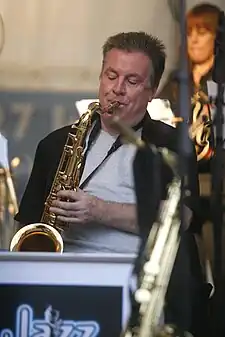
left=112, top=79, right=126, bottom=95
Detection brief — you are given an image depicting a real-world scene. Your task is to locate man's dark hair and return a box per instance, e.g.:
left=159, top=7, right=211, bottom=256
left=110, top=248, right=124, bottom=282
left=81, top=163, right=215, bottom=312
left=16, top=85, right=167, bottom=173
left=102, top=31, right=166, bottom=90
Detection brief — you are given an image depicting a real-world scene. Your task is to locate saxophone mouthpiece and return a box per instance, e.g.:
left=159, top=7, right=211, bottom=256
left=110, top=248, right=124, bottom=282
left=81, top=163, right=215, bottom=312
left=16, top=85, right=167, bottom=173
left=101, top=101, right=120, bottom=115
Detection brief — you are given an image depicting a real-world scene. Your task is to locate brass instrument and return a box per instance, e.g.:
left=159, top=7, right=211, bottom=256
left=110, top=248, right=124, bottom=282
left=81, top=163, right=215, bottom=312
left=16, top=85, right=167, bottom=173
left=189, top=91, right=213, bottom=161
left=123, top=169, right=181, bottom=337
left=0, top=166, right=18, bottom=249
left=124, top=152, right=181, bottom=337
left=10, top=101, right=119, bottom=253
left=111, top=116, right=191, bottom=337
left=162, top=90, right=213, bottom=162
left=0, top=132, right=19, bottom=250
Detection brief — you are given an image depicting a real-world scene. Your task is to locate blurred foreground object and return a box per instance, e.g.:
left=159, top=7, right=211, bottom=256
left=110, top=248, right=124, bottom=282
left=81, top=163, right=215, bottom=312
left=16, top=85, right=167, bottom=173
left=0, top=133, right=18, bottom=249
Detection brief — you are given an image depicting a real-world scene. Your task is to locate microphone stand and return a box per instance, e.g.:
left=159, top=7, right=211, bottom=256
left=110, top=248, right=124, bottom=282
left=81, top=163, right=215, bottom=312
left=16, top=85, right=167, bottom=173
left=177, top=0, right=192, bottom=235
left=210, top=10, right=225, bottom=337
left=175, top=3, right=196, bottom=332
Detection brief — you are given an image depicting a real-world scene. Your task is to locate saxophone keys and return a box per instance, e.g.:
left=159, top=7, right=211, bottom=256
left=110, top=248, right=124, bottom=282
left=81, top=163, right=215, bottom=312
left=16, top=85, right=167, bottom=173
left=144, top=260, right=160, bottom=275
left=135, top=288, right=151, bottom=305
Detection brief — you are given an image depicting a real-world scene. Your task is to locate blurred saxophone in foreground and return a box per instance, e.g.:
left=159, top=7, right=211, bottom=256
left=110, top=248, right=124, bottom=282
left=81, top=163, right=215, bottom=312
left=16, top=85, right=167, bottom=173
left=111, top=116, right=192, bottom=337
left=123, top=168, right=181, bottom=337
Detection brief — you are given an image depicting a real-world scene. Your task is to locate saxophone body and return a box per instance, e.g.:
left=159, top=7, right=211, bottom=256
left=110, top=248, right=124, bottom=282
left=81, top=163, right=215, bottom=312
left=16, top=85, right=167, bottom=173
left=110, top=115, right=185, bottom=337
left=121, top=150, right=181, bottom=337
left=10, top=101, right=118, bottom=253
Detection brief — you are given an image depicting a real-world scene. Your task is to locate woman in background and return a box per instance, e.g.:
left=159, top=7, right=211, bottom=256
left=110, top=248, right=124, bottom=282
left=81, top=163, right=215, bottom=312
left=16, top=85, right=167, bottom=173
left=159, top=2, right=220, bottom=171
left=158, top=3, right=222, bottom=337
left=158, top=2, right=221, bottom=253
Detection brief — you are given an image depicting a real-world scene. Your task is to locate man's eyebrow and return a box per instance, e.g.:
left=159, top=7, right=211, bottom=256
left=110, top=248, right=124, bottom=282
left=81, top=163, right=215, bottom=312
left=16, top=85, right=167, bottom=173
left=105, top=67, right=117, bottom=72
left=127, top=73, right=142, bottom=78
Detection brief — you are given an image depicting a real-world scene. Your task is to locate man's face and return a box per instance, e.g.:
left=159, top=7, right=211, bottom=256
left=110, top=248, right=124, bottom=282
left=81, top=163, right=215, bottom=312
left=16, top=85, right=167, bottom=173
left=187, top=24, right=215, bottom=64
left=98, top=48, right=154, bottom=127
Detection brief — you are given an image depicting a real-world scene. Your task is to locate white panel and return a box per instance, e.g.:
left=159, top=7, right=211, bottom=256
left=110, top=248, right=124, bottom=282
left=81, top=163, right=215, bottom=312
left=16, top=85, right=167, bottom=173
left=0, top=252, right=135, bottom=327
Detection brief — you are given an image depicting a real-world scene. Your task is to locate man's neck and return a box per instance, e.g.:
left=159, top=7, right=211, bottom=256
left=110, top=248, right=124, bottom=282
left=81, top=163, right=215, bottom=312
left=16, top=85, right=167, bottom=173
left=100, top=119, right=120, bottom=136
left=192, top=57, right=214, bottom=86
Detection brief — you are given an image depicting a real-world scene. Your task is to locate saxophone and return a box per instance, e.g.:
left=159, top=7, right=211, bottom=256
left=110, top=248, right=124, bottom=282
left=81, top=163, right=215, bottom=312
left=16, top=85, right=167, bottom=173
left=10, top=101, right=119, bottom=253
left=122, top=150, right=182, bottom=337
left=189, top=90, right=213, bottom=162
left=110, top=116, right=189, bottom=337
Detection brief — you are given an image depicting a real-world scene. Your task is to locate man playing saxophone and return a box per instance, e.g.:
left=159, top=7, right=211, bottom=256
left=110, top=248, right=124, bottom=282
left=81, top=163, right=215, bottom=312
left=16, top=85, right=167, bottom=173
left=14, top=31, right=202, bottom=334
left=14, top=31, right=175, bottom=253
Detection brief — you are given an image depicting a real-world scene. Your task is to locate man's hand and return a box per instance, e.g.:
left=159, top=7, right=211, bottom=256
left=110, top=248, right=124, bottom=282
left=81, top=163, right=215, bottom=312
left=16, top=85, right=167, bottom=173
left=49, top=188, right=138, bottom=233
left=49, top=189, right=100, bottom=224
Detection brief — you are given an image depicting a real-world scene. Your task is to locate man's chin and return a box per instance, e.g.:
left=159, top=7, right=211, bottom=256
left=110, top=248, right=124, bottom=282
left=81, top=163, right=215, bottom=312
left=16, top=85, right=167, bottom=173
left=100, top=109, right=124, bottom=125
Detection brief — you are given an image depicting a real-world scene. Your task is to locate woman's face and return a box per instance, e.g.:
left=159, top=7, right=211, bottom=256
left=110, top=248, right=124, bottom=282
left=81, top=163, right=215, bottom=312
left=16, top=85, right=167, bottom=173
left=187, top=23, right=215, bottom=64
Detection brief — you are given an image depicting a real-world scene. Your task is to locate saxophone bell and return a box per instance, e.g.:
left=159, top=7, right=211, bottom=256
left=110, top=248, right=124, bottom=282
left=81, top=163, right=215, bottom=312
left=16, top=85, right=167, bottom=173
left=10, top=223, right=64, bottom=252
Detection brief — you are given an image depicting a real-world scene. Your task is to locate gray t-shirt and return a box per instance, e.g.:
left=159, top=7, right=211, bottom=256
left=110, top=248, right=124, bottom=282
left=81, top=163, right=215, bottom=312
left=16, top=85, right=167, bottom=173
left=63, top=129, right=141, bottom=253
